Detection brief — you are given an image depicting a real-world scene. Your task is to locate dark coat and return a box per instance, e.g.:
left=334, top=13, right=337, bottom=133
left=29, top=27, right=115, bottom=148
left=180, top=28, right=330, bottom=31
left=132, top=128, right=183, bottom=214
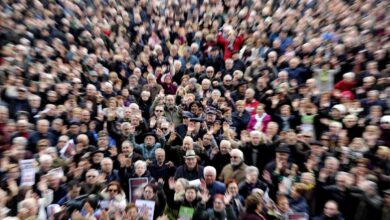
left=174, top=164, right=204, bottom=181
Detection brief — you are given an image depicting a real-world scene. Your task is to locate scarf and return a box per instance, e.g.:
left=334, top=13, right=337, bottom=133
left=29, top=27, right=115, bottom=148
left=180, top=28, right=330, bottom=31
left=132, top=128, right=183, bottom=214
left=232, top=161, right=243, bottom=171
left=254, top=113, right=266, bottom=130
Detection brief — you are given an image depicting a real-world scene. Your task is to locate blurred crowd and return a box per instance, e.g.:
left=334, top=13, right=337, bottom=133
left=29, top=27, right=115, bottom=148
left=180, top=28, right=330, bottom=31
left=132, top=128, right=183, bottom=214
left=0, top=0, right=390, bottom=219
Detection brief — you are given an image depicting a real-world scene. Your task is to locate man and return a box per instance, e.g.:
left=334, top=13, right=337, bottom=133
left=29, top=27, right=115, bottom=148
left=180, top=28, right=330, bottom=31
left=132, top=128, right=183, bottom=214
left=208, top=140, right=232, bottom=174
left=174, top=150, right=204, bottom=181
left=313, top=200, right=344, bottom=220
left=354, top=181, right=383, bottom=220
left=204, top=166, right=226, bottom=197
left=242, top=130, right=275, bottom=172
left=80, top=169, right=104, bottom=195
left=382, top=189, right=390, bottom=220
left=58, top=180, right=82, bottom=205
left=100, top=157, right=120, bottom=184
left=163, top=95, right=181, bottom=124
left=27, top=119, right=56, bottom=154
left=16, top=198, right=39, bottom=220
left=148, top=148, right=176, bottom=187
left=130, top=132, right=164, bottom=161
left=238, top=166, right=268, bottom=199
left=219, top=149, right=248, bottom=184
left=232, top=100, right=251, bottom=136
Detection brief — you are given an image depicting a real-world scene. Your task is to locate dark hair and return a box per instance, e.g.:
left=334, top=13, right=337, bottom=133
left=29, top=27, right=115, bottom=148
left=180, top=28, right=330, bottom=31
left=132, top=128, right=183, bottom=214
left=245, top=195, right=262, bottom=213
left=125, top=203, right=137, bottom=212
left=67, top=180, right=81, bottom=190
left=107, top=181, right=123, bottom=193
left=144, top=183, right=157, bottom=193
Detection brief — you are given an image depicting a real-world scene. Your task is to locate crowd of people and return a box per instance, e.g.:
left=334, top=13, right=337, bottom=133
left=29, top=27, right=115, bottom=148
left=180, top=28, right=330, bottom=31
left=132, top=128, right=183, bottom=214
left=0, top=0, right=390, bottom=219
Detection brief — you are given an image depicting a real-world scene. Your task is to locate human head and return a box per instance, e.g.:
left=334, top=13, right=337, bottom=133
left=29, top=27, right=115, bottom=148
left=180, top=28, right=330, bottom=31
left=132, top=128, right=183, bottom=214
left=134, top=160, right=147, bottom=176
left=204, top=166, right=217, bottom=185
left=101, top=158, right=113, bottom=174
left=230, top=149, right=244, bottom=166
left=245, top=194, right=263, bottom=214
left=85, top=169, right=99, bottom=184
left=245, top=166, right=259, bottom=184
left=323, top=200, right=339, bottom=217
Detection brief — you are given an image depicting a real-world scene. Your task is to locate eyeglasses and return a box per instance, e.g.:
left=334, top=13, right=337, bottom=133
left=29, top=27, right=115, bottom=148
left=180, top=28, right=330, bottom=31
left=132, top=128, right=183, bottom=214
left=87, top=175, right=96, bottom=178
left=39, top=145, right=48, bottom=147
left=155, top=110, right=164, bottom=112
left=161, top=127, right=168, bottom=130
left=231, top=156, right=239, bottom=159
left=108, top=189, right=118, bottom=193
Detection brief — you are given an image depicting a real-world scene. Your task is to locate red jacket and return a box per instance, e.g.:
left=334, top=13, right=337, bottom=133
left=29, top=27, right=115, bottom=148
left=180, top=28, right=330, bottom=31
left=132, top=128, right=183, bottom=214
left=217, top=33, right=245, bottom=60
left=334, top=80, right=356, bottom=92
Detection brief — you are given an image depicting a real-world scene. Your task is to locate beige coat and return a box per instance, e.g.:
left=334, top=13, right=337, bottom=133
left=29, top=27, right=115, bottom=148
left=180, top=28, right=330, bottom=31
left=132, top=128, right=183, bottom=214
left=219, top=163, right=248, bottom=184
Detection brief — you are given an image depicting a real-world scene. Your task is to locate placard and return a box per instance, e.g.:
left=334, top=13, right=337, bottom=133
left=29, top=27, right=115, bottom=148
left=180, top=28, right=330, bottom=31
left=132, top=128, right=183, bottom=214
left=20, top=159, right=36, bottom=186
left=178, top=206, right=194, bottom=220
left=135, top=199, right=155, bottom=220
left=129, top=177, right=149, bottom=203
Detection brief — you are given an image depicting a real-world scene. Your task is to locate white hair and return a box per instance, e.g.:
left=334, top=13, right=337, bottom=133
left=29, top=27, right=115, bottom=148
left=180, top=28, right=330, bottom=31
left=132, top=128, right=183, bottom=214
left=134, top=160, right=147, bottom=169
left=13, top=137, right=27, bottom=146
left=230, top=149, right=244, bottom=160
left=246, top=166, right=259, bottom=175
left=220, top=140, right=231, bottom=149
left=250, top=130, right=262, bottom=138
left=86, top=169, right=99, bottom=177
left=204, top=166, right=217, bottom=177
left=39, top=154, right=53, bottom=163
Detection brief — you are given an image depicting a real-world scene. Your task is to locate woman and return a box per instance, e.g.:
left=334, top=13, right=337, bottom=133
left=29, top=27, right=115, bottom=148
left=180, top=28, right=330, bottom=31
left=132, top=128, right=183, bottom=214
left=226, top=180, right=244, bottom=218
left=129, top=160, right=154, bottom=182
left=138, top=183, right=167, bottom=220
left=103, top=97, right=124, bottom=119
left=164, top=178, right=188, bottom=219
left=247, top=104, right=271, bottom=132
left=193, top=191, right=236, bottom=220
left=100, top=181, right=127, bottom=212
left=241, top=194, right=266, bottom=220
left=288, top=183, right=309, bottom=215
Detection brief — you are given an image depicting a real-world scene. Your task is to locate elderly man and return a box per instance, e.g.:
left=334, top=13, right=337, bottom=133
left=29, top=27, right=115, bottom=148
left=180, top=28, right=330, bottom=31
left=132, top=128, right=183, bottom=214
left=208, top=140, right=232, bottom=175
left=174, top=149, right=204, bottom=181
left=80, top=169, right=104, bottom=195
left=204, top=166, right=226, bottom=197
left=313, top=200, right=344, bottom=220
left=100, top=157, right=120, bottom=184
left=130, top=131, right=164, bottom=161
left=27, top=119, right=56, bottom=153
left=148, top=148, right=176, bottom=186
left=219, top=149, right=248, bottom=184
left=238, top=166, right=268, bottom=199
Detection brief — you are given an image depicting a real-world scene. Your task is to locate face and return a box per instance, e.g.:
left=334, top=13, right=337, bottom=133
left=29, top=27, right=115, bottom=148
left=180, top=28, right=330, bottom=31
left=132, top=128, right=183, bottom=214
left=98, top=136, right=108, bottom=148
left=185, top=157, right=197, bottom=169
left=92, top=153, right=104, bottom=164
left=121, top=143, right=133, bottom=154
left=135, top=164, right=146, bottom=176
left=220, top=144, right=230, bottom=155
left=213, top=198, right=225, bottom=212
left=86, top=172, right=98, bottom=184
left=324, top=202, right=338, bottom=217
left=277, top=197, right=290, bottom=212
left=155, top=151, right=165, bottom=163
left=101, top=161, right=113, bottom=173
left=128, top=207, right=138, bottom=219
left=227, top=183, right=238, bottom=195
left=108, top=185, right=119, bottom=197
left=144, top=136, right=156, bottom=146
left=230, top=153, right=242, bottom=166
left=154, top=107, right=164, bottom=116
left=256, top=106, right=264, bottom=115
left=185, top=189, right=197, bottom=202
left=69, top=186, right=81, bottom=198
left=143, top=186, right=155, bottom=200
left=246, top=171, right=258, bottom=184
left=251, top=135, right=261, bottom=145
left=204, top=171, right=216, bottom=185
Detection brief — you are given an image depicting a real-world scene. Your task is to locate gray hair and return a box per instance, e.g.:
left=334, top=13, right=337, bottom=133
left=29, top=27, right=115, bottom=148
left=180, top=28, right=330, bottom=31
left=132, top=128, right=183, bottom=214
left=204, top=166, right=217, bottom=177
left=246, top=166, right=259, bottom=175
